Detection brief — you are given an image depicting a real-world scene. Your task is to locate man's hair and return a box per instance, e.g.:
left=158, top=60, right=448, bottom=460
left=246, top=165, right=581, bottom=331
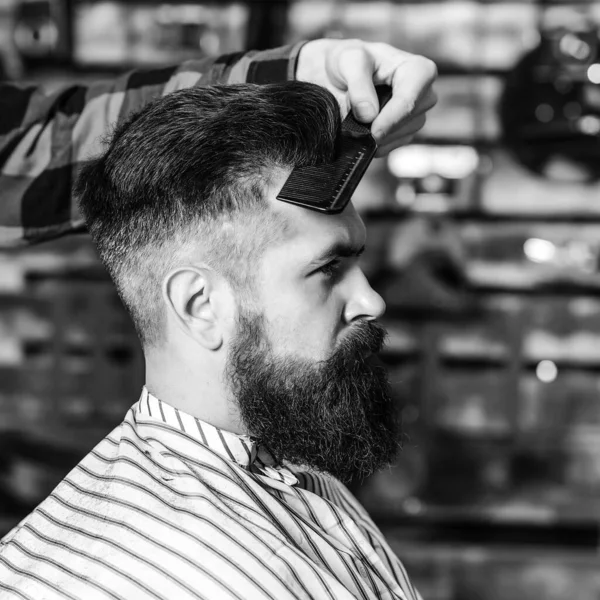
left=75, top=82, right=341, bottom=347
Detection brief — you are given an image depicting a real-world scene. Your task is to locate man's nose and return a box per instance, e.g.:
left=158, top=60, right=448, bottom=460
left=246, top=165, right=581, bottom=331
left=344, top=268, right=386, bottom=323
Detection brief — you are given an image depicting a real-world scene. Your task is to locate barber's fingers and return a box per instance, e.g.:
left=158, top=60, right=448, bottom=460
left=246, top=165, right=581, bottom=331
left=383, top=108, right=427, bottom=142
left=373, top=87, right=435, bottom=153
left=320, top=39, right=437, bottom=150
left=323, top=40, right=437, bottom=132
left=370, top=53, right=438, bottom=142
left=333, top=42, right=380, bottom=122
left=408, top=87, right=438, bottom=120
left=375, top=113, right=426, bottom=157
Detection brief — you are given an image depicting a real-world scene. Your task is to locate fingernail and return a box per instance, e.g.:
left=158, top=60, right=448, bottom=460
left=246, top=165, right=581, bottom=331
left=373, top=129, right=384, bottom=143
left=355, top=101, right=375, bottom=122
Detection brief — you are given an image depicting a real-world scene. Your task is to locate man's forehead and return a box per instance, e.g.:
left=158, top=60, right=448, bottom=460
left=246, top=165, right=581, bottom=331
left=265, top=169, right=366, bottom=250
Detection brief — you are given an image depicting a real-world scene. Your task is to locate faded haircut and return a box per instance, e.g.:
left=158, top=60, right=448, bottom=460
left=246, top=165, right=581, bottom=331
left=75, top=82, right=342, bottom=347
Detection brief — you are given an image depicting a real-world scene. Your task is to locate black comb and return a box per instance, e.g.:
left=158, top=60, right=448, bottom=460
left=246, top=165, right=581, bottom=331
left=276, top=85, right=393, bottom=214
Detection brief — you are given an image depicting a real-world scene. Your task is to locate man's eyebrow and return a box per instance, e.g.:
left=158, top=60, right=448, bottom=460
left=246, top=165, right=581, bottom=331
left=308, top=241, right=366, bottom=267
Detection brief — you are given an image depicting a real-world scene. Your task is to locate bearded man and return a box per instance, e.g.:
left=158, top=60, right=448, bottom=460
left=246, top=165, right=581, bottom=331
left=0, top=81, right=421, bottom=600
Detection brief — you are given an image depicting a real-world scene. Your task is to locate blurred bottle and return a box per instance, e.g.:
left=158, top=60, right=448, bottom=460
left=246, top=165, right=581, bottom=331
left=13, top=0, right=70, bottom=69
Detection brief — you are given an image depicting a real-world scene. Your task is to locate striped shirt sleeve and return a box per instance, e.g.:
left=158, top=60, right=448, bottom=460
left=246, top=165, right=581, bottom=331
left=0, top=42, right=306, bottom=248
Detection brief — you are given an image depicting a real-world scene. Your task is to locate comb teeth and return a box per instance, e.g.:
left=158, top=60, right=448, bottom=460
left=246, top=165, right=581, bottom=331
left=276, top=84, right=392, bottom=214
left=276, top=138, right=376, bottom=213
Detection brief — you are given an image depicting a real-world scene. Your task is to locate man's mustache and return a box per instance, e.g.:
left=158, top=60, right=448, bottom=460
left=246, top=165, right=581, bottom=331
left=339, top=320, right=387, bottom=359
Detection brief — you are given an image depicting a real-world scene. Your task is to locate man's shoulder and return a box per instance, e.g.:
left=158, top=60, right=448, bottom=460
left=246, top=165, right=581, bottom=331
left=0, top=421, right=293, bottom=599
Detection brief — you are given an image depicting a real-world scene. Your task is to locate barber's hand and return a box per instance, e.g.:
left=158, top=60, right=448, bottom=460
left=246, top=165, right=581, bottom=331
left=296, top=39, right=437, bottom=157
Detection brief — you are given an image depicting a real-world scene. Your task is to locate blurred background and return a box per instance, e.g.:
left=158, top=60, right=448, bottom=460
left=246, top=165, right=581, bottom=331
left=1, top=0, right=600, bottom=598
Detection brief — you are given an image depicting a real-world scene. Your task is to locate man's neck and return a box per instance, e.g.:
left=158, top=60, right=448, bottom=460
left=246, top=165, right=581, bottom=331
left=144, top=355, right=246, bottom=435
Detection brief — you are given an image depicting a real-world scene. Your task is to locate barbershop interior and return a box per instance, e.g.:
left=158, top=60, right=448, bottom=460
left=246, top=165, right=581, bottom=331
left=1, top=0, right=600, bottom=598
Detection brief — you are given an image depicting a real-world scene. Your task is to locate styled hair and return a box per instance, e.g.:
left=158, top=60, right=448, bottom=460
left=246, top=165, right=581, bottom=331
left=75, top=82, right=341, bottom=347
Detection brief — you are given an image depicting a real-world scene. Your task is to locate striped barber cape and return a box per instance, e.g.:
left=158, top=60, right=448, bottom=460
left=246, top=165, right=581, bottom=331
left=0, top=387, right=421, bottom=600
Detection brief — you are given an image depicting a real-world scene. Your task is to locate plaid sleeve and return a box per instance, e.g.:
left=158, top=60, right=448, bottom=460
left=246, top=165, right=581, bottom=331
left=0, top=41, right=307, bottom=248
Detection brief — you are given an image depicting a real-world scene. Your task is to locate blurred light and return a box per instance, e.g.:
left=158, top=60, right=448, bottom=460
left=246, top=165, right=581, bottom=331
left=421, top=174, right=445, bottom=194
left=388, top=145, right=479, bottom=179
left=535, top=104, right=554, bottom=123
left=0, top=256, right=26, bottom=292
left=389, top=146, right=430, bottom=178
left=156, top=4, right=206, bottom=23
left=63, top=396, right=93, bottom=418
left=522, top=29, right=541, bottom=51
left=199, top=30, right=220, bottom=54
left=578, top=115, right=600, bottom=135
left=559, top=33, right=591, bottom=61
left=536, top=360, right=558, bottom=383
left=413, top=194, right=450, bottom=213
left=567, top=240, right=596, bottom=273
left=402, top=497, right=423, bottom=515
left=583, top=84, right=600, bottom=108
left=543, top=155, right=591, bottom=182
left=524, top=238, right=556, bottom=263
left=395, top=182, right=417, bottom=207
left=437, top=147, right=479, bottom=179
left=587, top=64, right=600, bottom=84
left=14, top=21, right=59, bottom=54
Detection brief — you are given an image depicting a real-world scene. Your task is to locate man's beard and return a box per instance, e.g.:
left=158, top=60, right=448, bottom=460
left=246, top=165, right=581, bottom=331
left=224, top=308, right=402, bottom=484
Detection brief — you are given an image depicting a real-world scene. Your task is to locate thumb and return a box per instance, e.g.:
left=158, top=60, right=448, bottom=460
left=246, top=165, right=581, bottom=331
left=336, top=45, right=379, bottom=123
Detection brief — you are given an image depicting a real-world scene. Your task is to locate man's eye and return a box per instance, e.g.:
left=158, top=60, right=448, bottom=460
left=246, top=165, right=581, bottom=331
left=318, top=259, right=342, bottom=278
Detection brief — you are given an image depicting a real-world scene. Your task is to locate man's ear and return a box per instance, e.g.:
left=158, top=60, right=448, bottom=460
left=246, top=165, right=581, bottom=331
left=162, top=267, right=224, bottom=350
